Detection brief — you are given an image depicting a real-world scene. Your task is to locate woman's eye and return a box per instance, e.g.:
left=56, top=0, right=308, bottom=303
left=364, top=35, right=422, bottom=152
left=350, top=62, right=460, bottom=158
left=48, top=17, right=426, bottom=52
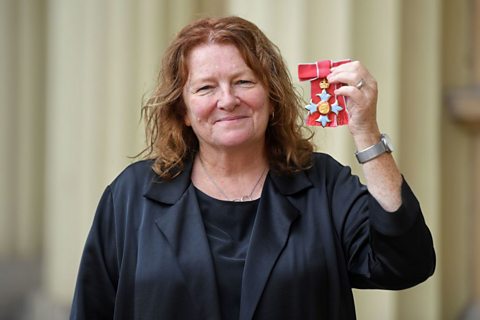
left=237, top=80, right=255, bottom=86
left=196, top=85, right=213, bottom=93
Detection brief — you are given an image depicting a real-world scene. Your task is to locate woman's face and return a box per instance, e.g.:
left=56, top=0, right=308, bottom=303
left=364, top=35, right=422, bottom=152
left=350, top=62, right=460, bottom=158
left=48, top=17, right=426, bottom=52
left=182, top=43, right=271, bottom=152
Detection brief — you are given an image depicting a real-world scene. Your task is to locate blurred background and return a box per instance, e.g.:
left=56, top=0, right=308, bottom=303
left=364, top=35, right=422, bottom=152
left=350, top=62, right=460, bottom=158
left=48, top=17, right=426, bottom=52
left=1, top=0, right=479, bottom=319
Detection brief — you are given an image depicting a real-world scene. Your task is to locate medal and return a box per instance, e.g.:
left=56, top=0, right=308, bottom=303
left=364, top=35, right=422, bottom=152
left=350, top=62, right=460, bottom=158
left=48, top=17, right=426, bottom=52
left=298, top=59, right=350, bottom=127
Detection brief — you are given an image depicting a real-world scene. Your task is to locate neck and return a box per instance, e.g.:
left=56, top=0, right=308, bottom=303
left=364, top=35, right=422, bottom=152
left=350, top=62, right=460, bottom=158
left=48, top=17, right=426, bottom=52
left=192, top=144, right=270, bottom=201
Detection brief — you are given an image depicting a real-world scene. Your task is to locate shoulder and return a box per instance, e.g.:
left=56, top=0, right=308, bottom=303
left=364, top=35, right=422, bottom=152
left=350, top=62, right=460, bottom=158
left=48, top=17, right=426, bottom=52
left=108, top=159, right=157, bottom=196
left=310, top=152, right=343, bottom=169
left=107, top=159, right=192, bottom=205
left=302, top=152, right=365, bottom=196
left=112, top=159, right=155, bottom=182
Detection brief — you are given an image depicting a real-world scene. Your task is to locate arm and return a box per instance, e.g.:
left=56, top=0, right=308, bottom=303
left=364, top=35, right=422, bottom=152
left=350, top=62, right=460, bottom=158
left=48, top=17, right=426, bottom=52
left=326, top=62, right=435, bottom=287
left=70, top=186, right=118, bottom=320
left=327, top=61, right=402, bottom=212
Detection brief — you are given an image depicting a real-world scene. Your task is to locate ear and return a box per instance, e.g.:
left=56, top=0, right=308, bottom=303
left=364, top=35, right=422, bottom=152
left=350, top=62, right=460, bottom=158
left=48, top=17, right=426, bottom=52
left=184, top=111, right=191, bottom=127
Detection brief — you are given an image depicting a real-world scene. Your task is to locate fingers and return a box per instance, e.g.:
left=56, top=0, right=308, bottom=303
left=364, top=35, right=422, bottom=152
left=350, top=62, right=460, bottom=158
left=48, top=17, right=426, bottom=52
left=326, top=61, right=377, bottom=102
left=332, top=85, right=364, bottom=102
left=327, top=61, right=377, bottom=92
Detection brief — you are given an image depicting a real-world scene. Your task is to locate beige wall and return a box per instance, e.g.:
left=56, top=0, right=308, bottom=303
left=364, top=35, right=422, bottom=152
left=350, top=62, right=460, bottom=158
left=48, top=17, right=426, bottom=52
left=1, top=0, right=474, bottom=319
left=441, top=0, right=474, bottom=318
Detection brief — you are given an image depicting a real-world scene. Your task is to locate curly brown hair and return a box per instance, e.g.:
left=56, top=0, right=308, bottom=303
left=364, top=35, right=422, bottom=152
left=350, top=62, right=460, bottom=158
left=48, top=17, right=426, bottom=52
left=140, top=16, right=313, bottom=179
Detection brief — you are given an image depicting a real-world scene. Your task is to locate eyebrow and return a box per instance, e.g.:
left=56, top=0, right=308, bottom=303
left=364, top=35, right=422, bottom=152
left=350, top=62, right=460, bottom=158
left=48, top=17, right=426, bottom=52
left=188, top=68, right=256, bottom=85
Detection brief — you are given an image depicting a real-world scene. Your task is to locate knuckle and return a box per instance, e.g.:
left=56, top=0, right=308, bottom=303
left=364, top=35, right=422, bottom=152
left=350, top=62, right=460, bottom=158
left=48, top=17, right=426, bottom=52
left=352, top=60, right=361, bottom=68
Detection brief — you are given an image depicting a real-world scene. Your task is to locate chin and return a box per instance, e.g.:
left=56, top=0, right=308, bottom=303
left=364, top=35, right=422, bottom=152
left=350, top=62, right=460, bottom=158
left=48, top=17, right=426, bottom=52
left=215, top=135, right=264, bottom=149
left=217, top=139, right=251, bottom=148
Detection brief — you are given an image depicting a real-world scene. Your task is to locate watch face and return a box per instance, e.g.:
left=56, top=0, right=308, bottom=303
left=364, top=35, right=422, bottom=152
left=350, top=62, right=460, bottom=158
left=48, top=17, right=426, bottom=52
left=382, top=134, right=394, bottom=152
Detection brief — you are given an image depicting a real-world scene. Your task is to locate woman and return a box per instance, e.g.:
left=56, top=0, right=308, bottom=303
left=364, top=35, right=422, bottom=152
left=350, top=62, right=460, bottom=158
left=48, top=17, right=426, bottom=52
left=70, top=16, right=435, bottom=320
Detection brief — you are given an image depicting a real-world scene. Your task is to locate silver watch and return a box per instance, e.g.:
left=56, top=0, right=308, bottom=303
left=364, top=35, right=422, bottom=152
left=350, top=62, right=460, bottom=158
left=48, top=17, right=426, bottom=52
left=355, top=133, right=394, bottom=164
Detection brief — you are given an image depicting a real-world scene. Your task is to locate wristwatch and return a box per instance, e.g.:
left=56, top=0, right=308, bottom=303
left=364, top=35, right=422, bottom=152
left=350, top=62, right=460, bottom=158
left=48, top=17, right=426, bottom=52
left=355, top=133, right=394, bottom=164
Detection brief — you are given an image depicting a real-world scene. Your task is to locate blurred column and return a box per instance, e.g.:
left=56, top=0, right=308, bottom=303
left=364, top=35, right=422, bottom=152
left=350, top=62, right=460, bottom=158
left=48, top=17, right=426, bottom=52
left=0, top=0, right=19, bottom=258
left=397, top=0, right=442, bottom=319
left=43, top=0, right=93, bottom=306
left=42, top=0, right=142, bottom=306
left=446, top=0, right=480, bottom=318
left=0, top=0, right=45, bottom=258
left=0, top=2, right=46, bottom=318
left=16, top=0, right=46, bottom=258
left=440, top=0, right=472, bottom=318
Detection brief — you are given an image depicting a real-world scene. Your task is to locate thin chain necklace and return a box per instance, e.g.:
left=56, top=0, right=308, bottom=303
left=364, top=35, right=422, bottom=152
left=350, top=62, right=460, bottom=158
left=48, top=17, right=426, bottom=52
left=198, top=156, right=268, bottom=202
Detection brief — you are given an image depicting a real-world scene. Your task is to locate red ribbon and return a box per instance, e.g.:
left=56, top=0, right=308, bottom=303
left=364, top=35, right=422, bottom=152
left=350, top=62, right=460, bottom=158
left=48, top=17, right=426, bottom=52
left=298, top=59, right=350, bottom=127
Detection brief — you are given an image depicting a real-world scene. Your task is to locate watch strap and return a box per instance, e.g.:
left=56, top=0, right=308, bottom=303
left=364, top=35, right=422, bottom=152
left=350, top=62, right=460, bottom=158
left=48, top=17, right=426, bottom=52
left=355, top=135, right=389, bottom=164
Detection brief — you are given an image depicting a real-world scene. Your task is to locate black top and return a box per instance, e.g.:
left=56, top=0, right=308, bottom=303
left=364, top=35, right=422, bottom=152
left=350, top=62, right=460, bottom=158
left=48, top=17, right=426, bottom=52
left=70, top=153, right=435, bottom=320
left=195, top=187, right=259, bottom=320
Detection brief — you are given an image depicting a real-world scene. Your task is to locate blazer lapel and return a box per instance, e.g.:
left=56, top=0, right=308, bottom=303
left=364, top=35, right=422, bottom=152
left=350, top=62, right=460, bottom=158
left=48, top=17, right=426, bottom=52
left=144, top=161, right=221, bottom=320
left=239, top=171, right=312, bottom=320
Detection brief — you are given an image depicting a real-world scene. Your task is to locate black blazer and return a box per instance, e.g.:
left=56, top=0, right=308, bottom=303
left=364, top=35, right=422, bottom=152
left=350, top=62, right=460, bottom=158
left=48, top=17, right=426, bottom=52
left=70, top=153, right=435, bottom=320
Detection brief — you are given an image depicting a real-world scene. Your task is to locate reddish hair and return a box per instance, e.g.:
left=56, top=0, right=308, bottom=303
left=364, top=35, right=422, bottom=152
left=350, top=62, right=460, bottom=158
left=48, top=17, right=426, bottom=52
left=140, top=16, right=313, bottom=179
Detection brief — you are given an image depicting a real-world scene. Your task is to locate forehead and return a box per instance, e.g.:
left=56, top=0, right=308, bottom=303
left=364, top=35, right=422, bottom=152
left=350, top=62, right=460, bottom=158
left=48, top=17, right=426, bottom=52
left=185, top=43, right=251, bottom=77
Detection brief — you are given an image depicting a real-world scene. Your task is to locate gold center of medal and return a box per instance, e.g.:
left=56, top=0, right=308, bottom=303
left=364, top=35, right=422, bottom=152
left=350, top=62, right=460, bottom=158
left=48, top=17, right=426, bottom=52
left=318, top=101, right=330, bottom=115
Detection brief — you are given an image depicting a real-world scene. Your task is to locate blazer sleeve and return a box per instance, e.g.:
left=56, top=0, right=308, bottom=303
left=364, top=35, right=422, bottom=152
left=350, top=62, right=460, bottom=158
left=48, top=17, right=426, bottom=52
left=70, top=186, right=119, bottom=319
left=328, top=160, right=435, bottom=290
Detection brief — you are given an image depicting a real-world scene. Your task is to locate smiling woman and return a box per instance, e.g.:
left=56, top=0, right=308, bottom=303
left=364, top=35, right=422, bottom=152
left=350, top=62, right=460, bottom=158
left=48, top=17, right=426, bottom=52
left=70, top=16, right=435, bottom=320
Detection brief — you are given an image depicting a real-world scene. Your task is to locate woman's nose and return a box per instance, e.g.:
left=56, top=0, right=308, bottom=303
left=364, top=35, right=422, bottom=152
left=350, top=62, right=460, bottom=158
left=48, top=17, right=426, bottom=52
left=216, top=86, right=239, bottom=111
